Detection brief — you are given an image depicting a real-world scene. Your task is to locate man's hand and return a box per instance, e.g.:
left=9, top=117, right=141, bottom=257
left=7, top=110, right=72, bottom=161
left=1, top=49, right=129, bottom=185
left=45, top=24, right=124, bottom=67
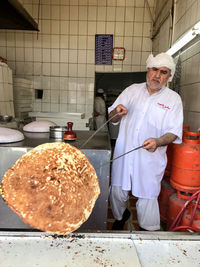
left=143, top=138, right=158, bottom=152
left=143, top=133, right=177, bottom=152
left=109, top=104, right=128, bottom=123
left=115, top=104, right=127, bottom=116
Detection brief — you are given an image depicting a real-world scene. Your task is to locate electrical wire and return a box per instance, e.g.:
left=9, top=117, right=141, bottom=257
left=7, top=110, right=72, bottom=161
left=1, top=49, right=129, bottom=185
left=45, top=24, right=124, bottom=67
left=169, top=189, right=200, bottom=232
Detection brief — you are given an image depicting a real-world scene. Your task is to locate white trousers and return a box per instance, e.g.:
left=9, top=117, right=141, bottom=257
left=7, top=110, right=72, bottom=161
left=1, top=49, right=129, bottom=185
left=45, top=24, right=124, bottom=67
left=109, top=185, right=160, bottom=231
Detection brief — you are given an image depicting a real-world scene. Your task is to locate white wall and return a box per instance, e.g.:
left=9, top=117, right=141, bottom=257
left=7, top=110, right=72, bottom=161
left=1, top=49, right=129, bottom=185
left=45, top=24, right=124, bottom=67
left=152, top=0, right=173, bottom=53
left=0, top=0, right=155, bottom=118
left=173, top=0, right=200, bottom=43
left=174, top=0, right=200, bottom=131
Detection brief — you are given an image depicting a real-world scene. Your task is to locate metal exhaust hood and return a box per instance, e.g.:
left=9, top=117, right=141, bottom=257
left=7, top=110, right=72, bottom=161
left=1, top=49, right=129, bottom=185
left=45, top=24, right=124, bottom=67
left=0, top=0, right=38, bottom=31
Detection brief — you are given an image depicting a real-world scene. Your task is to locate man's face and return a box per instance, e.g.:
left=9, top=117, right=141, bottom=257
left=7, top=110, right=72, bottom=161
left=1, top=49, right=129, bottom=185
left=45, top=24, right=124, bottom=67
left=146, top=67, right=171, bottom=91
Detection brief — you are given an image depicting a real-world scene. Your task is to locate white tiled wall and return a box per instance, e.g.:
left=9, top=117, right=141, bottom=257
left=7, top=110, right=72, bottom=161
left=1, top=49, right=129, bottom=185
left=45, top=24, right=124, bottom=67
left=152, top=0, right=200, bottom=131
left=178, top=38, right=200, bottom=131
left=0, top=63, right=14, bottom=116
left=152, top=0, right=173, bottom=54
left=174, top=0, right=200, bottom=130
left=0, top=0, right=155, bottom=117
left=173, top=0, right=200, bottom=43
left=13, top=78, right=33, bottom=118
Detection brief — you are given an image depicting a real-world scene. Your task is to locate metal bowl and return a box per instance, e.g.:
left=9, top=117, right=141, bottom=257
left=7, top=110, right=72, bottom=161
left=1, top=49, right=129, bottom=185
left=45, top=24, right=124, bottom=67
left=0, top=115, right=13, bottom=122
left=49, top=126, right=68, bottom=139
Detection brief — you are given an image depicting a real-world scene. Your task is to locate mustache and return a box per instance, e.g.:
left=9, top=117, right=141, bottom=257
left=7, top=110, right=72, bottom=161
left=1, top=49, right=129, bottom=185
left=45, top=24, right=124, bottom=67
left=152, top=78, right=160, bottom=83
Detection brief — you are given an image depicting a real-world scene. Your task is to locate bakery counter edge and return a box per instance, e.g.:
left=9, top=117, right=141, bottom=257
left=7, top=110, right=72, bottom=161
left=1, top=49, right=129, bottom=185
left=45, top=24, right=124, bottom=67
left=0, top=130, right=112, bottom=151
left=0, top=130, right=112, bottom=181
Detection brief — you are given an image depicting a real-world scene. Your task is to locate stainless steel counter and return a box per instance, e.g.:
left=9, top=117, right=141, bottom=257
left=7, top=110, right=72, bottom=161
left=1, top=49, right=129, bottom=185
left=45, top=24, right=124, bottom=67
left=0, top=130, right=111, bottom=231
left=0, top=231, right=200, bottom=267
left=0, top=130, right=111, bottom=150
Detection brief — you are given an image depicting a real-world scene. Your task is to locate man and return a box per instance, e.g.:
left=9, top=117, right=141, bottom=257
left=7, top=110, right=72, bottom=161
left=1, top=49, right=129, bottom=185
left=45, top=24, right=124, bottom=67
left=108, top=53, right=183, bottom=231
left=94, top=88, right=108, bottom=132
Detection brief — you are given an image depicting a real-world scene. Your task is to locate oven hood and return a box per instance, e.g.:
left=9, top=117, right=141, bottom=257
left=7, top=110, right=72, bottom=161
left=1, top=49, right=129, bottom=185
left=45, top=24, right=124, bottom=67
left=0, top=0, right=38, bottom=31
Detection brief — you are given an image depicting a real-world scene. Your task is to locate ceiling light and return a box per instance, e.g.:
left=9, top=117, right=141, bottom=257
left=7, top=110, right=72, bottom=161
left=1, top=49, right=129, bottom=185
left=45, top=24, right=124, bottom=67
left=166, top=21, right=200, bottom=56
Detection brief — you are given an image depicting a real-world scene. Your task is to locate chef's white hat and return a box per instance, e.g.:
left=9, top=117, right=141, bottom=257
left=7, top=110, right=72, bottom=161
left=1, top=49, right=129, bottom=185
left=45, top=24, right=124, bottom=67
left=97, top=88, right=104, bottom=93
left=146, top=53, right=176, bottom=82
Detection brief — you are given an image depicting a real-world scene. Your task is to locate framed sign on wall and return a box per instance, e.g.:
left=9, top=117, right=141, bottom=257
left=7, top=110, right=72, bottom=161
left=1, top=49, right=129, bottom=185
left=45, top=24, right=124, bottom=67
left=112, top=47, right=125, bottom=61
left=95, top=34, right=113, bottom=65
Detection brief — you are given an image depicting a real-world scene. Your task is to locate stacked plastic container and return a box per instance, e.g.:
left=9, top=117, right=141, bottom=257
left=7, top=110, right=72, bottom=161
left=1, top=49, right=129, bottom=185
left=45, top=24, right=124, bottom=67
left=13, top=78, right=33, bottom=119
left=0, top=62, right=14, bottom=117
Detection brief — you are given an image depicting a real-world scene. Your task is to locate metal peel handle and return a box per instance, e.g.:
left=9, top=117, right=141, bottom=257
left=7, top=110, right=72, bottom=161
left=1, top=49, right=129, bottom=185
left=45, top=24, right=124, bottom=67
left=80, top=112, right=120, bottom=148
left=96, top=144, right=145, bottom=170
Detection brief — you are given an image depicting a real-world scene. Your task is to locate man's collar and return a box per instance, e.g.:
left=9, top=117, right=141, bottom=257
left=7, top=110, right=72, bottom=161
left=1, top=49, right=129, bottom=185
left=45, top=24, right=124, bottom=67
left=145, top=83, right=165, bottom=95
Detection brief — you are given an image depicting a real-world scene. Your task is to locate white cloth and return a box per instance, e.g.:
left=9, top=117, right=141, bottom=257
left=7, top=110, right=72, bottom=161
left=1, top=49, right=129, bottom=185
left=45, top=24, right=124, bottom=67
left=94, top=96, right=108, bottom=132
left=109, top=185, right=129, bottom=220
left=0, top=127, right=24, bottom=143
left=23, top=120, right=56, bottom=132
left=109, top=185, right=160, bottom=230
left=97, top=88, right=104, bottom=93
left=108, top=82, right=183, bottom=199
left=146, top=53, right=176, bottom=82
left=136, top=198, right=160, bottom=230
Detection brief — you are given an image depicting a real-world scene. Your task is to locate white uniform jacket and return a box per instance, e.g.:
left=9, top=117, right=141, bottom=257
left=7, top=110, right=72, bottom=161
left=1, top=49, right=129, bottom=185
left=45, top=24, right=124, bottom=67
left=108, top=83, right=183, bottom=199
left=94, top=96, right=108, bottom=132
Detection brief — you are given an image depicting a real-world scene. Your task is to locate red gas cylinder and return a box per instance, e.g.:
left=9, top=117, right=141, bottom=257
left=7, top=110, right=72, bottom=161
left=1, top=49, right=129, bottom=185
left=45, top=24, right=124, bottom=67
left=170, top=131, right=200, bottom=193
left=164, top=125, right=190, bottom=179
left=158, top=179, right=176, bottom=222
left=181, top=203, right=200, bottom=232
left=183, top=125, right=190, bottom=138
left=165, top=144, right=173, bottom=179
left=167, top=191, right=191, bottom=230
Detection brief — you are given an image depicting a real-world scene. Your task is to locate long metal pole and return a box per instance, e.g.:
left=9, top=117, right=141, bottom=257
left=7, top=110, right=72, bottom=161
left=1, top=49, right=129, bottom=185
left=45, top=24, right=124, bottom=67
left=80, top=112, right=120, bottom=148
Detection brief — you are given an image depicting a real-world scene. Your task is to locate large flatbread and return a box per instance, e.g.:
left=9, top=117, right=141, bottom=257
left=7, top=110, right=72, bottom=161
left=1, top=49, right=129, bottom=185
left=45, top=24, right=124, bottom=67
left=0, top=142, right=100, bottom=234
